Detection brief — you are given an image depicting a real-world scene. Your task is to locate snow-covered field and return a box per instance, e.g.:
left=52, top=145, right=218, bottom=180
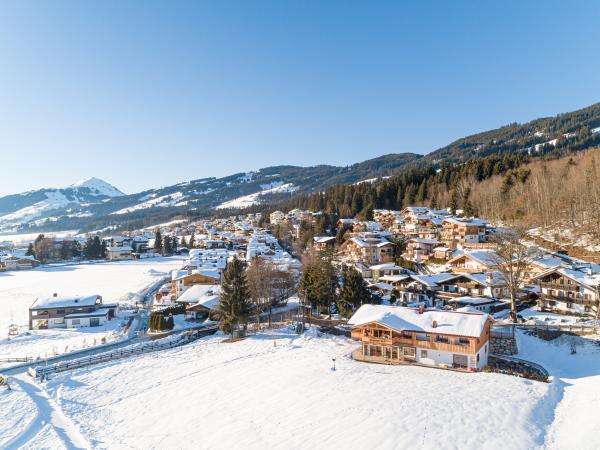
left=2, top=327, right=598, bottom=449
left=0, top=257, right=184, bottom=361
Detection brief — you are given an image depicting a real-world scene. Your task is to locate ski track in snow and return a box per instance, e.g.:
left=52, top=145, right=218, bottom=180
left=1, top=375, right=90, bottom=450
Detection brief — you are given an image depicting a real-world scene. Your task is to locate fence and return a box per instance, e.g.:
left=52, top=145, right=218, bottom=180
left=29, top=325, right=219, bottom=379
left=493, top=322, right=600, bottom=336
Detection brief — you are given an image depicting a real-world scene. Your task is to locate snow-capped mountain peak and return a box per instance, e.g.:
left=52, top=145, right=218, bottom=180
left=71, top=177, right=125, bottom=198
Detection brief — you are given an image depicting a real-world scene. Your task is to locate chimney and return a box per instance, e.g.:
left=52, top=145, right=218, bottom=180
left=418, top=304, right=425, bottom=314
left=432, top=320, right=438, bottom=328
left=587, top=267, right=593, bottom=276
left=486, top=272, right=493, bottom=283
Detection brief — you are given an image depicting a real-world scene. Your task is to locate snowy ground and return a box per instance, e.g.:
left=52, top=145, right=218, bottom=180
left=0, top=257, right=184, bottom=362
left=2, top=327, right=599, bottom=449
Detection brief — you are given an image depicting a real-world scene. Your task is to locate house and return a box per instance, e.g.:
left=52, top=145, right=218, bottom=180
left=106, top=246, right=134, bottom=261
left=372, top=209, right=401, bottom=228
left=441, top=218, right=489, bottom=250
left=401, top=215, right=440, bottom=239
left=29, top=294, right=117, bottom=329
left=0, top=255, right=40, bottom=271
left=447, top=251, right=502, bottom=273
left=400, top=206, right=430, bottom=218
left=369, top=263, right=405, bottom=281
left=172, top=269, right=222, bottom=297
left=348, top=304, right=492, bottom=370
left=313, top=236, right=336, bottom=250
left=176, top=285, right=221, bottom=320
left=403, top=238, right=439, bottom=262
left=446, top=296, right=500, bottom=314
left=531, top=265, right=600, bottom=316
left=440, top=272, right=508, bottom=299
left=339, top=237, right=395, bottom=266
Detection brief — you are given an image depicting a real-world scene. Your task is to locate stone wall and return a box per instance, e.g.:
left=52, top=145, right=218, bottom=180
left=490, top=335, right=518, bottom=356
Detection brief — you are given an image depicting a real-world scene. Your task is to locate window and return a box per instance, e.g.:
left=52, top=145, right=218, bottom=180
left=56, top=310, right=65, bottom=315
left=416, top=333, right=429, bottom=341
left=477, top=353, right=480, bottom=363
left=420, top=350, right=428, bottom=358
left=566, top=302, right=573, bottom=309
left=457, top=337, right=470, bottom=345
left=71, top=319, right=80, bottom=325
left=435, top=335, right=449, bottom=344
left=402, top=331, right=412, bottom=339
left=585, top=306, right=591, bottom=312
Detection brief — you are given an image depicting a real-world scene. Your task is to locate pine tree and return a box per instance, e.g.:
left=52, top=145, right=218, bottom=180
left=154, top=229, right=163, bottom=254
left=163, top=236, right=172, bottom=255
left=180, top=236, right=188, bottom=248
left=100, top=240, right=108, bottom=259
left=218, top=256, right=251, bottom=336
left=189, top=231, right=196, bottom=248
left=92, top=236, right=102, bottom=259
left=450, top=190, right=459, bottom=214
left=83, top=237, right=95, bottom=259
left=337, top=266, right=372, bottom=317
left=25, top=243, right=35, bottom=258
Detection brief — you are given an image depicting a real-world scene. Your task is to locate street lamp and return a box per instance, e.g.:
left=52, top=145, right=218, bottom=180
left=331, top=357, right=336, bottom=371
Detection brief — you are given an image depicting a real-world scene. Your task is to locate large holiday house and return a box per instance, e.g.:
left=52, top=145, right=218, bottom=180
left=348, top=304, right=492, bottom=371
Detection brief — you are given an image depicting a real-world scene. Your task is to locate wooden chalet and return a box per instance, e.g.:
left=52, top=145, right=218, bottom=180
left=348, top=304, right=492, bottom=371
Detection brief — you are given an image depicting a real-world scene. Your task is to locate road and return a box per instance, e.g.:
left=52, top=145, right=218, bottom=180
left=1, top=277, right=167, bottom=376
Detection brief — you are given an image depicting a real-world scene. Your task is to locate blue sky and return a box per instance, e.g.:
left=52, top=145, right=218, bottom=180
left=0, top=1, right=599, bottom=196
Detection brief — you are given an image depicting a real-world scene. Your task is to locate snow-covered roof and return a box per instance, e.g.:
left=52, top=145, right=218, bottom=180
left=176, top=284, right=221, bottom=303
left=31, top=294, right=101, bottom=310
left=106, top=246, right=133, bottom=252
left=369, top=263, right=403, bottom=271
left=449, top=251, right=502, bottom=267
left=447, top=296, right=496, bottom=306
left=348, top=304, right=490, bottom=337
left=172, top=269, right=221, bottom=281
left=443, top=217, right=488, bottom=227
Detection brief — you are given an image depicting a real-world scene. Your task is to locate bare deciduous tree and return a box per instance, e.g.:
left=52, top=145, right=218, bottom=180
left=491, top=227, right=530, bottom=323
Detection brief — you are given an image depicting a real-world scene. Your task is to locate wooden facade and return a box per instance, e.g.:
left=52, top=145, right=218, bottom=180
left=350, top=318, right=492, bottom=370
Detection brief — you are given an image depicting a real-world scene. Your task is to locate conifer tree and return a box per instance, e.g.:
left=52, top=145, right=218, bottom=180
left=218, top=256, right=251, bottom=337
left=189, top=231, right=196, bottom=248
left=25, top=243, right=35, bottom=258
left=337, top=266, right=372, bottom=317
left=154, top=229, right=163, bottom=254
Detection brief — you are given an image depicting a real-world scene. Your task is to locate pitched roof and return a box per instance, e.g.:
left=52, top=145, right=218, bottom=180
left=348, top=304, right=490, bottom=337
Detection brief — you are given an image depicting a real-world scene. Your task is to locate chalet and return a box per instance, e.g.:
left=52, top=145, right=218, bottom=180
left=401, top=215, right=441, bottom=239
left=447, top=251, right=502, bottom=273
left=403, top=238, right=439, bottom=262
left=172, top=269, right=222, bottom=297
left=372, top=209, right=401, bottom=228
left=369, top=263, right=405, bottom=281
left=0, top=255, right=40, bottom=271
left=391, top=273, right=459, bottom=307
left=339, top=237, right=394, bottom=266
left=446, top=296, right=499, bottom=314
left=441, top=218, right=489, bottom=250
left=399, top=206, right=430, bottom=218
left=106, top=246, right=134, bottom=261
left=313, top=236, right=336, bottom=250
left=531, top=265, right=600, bottom=316
left=349, top=304, right=492, bottom=370
left=432, top=246, right=454, bottom=260
left=29, top=294, right=117, bottom=330
left=440, top=272, right=508, bottom=299
left=176, top=285, right=221, bottom=320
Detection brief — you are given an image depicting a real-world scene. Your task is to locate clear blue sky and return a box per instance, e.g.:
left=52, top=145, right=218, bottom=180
left=0, top=0, right=599, bottom=196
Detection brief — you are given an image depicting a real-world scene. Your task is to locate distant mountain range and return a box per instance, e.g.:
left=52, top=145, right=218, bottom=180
left=1, top=101, right=599, bottom=236
left=0, top=154, right=420, bottom=234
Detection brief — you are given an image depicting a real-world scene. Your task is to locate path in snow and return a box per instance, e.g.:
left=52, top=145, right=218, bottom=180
left=1, top=375, right=90, bottom=450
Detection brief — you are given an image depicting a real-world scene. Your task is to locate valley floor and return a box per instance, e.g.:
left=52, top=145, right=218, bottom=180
left=2, top=327, right=599, bottom=450
left=0, top=257, right=184, bottom=363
